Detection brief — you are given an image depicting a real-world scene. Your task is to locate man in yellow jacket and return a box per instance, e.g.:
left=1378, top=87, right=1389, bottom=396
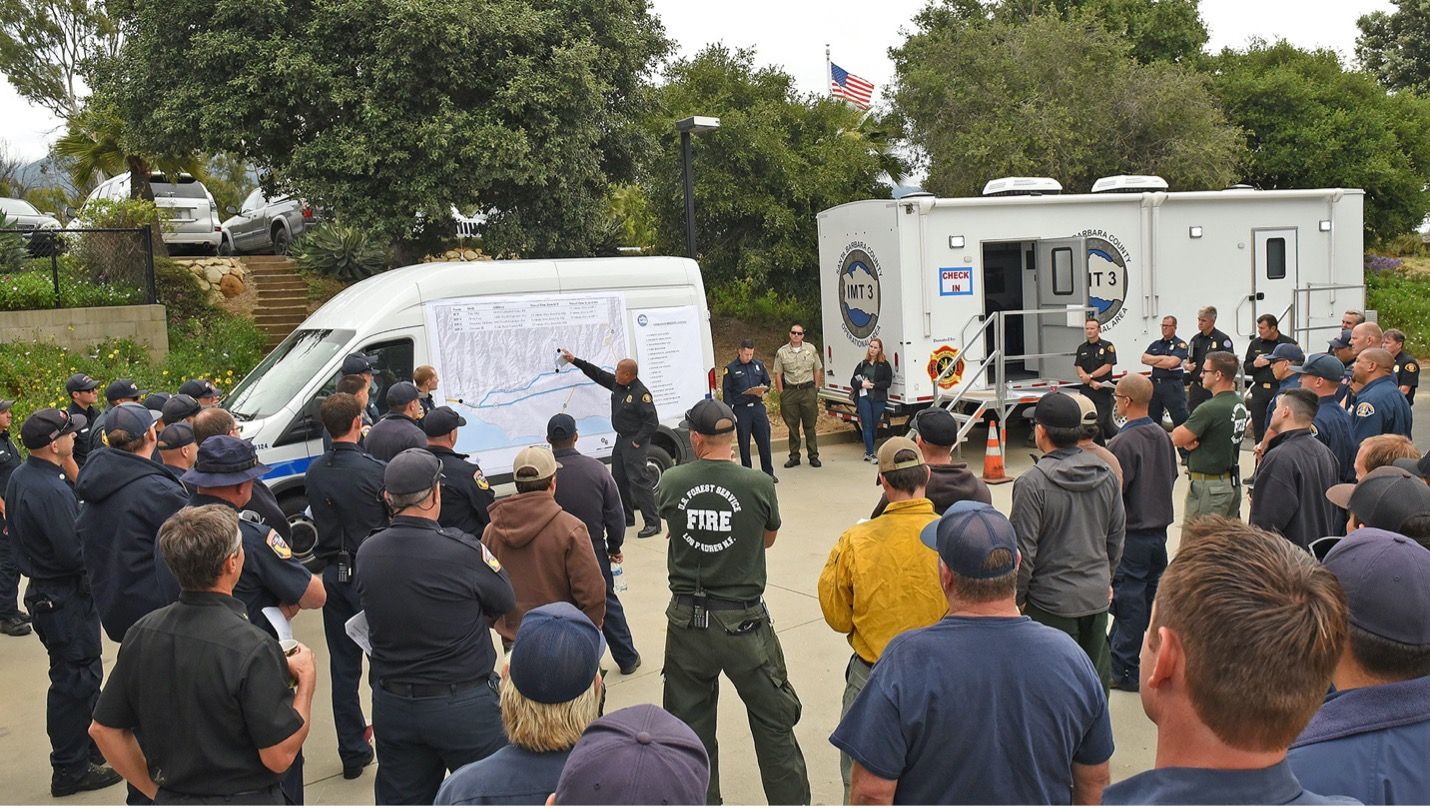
left=818, top=436, right=947, bottom=800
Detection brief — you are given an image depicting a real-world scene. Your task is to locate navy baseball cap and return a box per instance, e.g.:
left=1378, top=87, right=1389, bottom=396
left=912, top=407, right=959, bottom=447
left=1291, top=353, right=1346, bottom=381
left=0, top=398, right=13, bottom=413
left=341, top=353, right=377, bottom=375
left=20, top=408, right=85, bottom=449
left=182, top=435, right=270, bottom=487
left=681, top=399, right=736, bottom=435
left=547, top=413, right=578, bottom=441
left=422, top=405, right=466, bottom=437
left=384, top=447, right=442, bottom=495
left=1033, top=391, right=1081, bottom=430
left=1323, top=528, right=1430, bottom=645
left=65, top=373, right=99, bottom=394
left=104, top=402, right=156, bottom=439
left=1326, top=466, right=1430, bottom=532
left=1268, top=343, right=1305, bottom=364
left=1393, top=451, right=1430, bottom=479
left=386, top=381, right=420, bottom=407
left=921, top=501, right=1018, bottom=579
left=178, top=378, right=222, bottom=399
left=142, top=392, right=170, bottom=412
left=157, top=422, right=196, bottom=451
left=1328, top=329, right=1353, bottom=350
left=105, top=378, right=145, bottom=402
left=161, top=393, right=202, bottom=424
left=509, top=602, right=606, bottom=704
left=554, top=705, right=710, bottom=805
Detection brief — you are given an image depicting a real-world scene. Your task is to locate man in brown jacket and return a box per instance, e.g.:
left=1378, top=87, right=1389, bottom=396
left=482, top=445, right=606, bottom=645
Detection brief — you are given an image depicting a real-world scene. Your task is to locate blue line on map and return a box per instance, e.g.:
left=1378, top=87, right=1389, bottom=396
left=475, top=365, right=615, bottom=408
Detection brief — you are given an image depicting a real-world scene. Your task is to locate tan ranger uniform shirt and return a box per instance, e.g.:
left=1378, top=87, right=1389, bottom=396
left=773, top=343, right=822, bottom=385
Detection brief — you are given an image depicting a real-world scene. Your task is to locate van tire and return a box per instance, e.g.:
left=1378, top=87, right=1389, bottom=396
left=646, top=444, right=674, bottom=482
left=279, top=492, right=321, bottom=572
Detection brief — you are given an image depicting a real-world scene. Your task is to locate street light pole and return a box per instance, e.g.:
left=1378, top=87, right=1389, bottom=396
left=675, top=116, right=720, bottom=261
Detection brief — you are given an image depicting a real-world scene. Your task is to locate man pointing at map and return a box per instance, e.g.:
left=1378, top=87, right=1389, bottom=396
left=560, top=350, right=662, bottom=539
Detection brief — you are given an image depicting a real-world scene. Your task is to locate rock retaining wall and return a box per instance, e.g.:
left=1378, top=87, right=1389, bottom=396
left=171, top=258, right=248, bottom=305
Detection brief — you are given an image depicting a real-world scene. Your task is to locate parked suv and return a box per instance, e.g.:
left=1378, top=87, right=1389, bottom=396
left=0, top=197, right=63, bottom=256
left=220, top=188, right=317, bottom=255
left=78, top=172, right=222, bottom=255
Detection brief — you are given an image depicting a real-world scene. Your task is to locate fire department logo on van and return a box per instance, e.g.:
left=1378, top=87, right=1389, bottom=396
left=1077, top=231, right=1131, bottom=330
left=838, top=243, right=881, bottom=340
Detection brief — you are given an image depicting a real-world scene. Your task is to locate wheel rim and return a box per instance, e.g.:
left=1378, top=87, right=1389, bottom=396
left=288, top=513, right=318, bottom=561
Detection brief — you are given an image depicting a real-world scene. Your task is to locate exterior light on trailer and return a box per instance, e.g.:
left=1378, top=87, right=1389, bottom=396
left=1319, top=220, right=1332, bottom=232
left=948, top=235, right=965, bottom=249
left=1188, top=226, right=1203, bottom=239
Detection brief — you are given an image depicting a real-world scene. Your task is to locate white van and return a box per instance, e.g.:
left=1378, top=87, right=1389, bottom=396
left=224, top=256, right=718, bottom=561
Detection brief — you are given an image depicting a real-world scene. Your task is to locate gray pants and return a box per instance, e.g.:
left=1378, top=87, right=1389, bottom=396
left=839, top=654, right=874, bottom=801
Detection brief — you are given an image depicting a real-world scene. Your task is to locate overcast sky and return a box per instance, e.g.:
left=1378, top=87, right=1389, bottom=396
left=0, top=0, right=1395, bottom=163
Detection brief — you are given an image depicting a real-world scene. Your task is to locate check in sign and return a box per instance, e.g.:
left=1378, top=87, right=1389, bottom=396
left=939, top=267, right=974, bottom=296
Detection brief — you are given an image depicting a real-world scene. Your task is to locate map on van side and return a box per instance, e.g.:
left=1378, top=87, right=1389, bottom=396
left=424, top=292, right=631, bottom=475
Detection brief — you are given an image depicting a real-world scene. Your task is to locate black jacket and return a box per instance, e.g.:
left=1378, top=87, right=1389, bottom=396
left=573, top=358, right=659, bottom=444
left=305, top=442, right=388, bottom=563
left=1249, top=428, right=1342, bottom=550
left=871, top=462, right=991, bottom=518
left=75, top=447, right=189, bottom=642
left=553, top=447, right=626, bottom=560
left=851, top=359, right=893, bottom=407
left=430, top=445, right=494, bottom=539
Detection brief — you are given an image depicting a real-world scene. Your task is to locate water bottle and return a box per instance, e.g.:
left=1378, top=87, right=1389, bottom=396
left=611, top=563, right=629, bottom=593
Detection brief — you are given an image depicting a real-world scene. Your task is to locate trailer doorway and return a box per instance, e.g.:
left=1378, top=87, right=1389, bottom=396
left=981, top=241, right=1031, bottom=380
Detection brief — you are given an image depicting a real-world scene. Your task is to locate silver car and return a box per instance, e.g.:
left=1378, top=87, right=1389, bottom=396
left=76, top=172, right=223, bottom=255
left=0, top=197, right=64, bottom=256
left=220, top=188, right=317, bottom=255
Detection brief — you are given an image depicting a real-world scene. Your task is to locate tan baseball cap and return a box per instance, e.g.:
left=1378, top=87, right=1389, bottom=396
left=877, top=436, right=925, bottom=476
left=1067, top=392, right=1099, bottom=426
left=513, top=445, right=562, bottom=482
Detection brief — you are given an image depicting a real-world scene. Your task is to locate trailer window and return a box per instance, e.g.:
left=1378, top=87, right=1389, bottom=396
left=1266, top=237, right=1286, bottom=280
left=1052, top=247, right=1074, bottom=295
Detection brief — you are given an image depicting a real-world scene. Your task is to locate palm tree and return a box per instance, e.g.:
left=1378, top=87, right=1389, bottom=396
left=836, top=107, right=910, bottom=187
left=53, top=105, right=200, bottom=201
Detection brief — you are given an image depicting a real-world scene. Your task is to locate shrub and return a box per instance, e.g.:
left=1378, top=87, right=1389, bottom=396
left=0, top=258, right=143, bottom=310
left=0, top=216, right=29, bottom=274
left=154, top=257, right=211, bottom=322
left=72, top=198, right=161, bottom=286
left=708, top=278, right=820, bottom=339
left=292, top=223, right=390, bottom=282
left=1367, top=265, right=1430, bottom=357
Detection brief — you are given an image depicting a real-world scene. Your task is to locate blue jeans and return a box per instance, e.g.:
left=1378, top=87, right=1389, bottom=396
left=856, top=396, right=880, bottom=456
left=372, top=676, right=505, bottom=805
left=1110, top=528, right=1169, bottom=680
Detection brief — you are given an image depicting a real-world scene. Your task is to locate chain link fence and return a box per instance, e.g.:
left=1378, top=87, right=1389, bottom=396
left=0, top=227, right=157, bottom=310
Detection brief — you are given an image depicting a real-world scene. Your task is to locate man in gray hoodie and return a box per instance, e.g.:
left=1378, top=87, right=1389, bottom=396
left=1011, top=392, right=1125, bottom=689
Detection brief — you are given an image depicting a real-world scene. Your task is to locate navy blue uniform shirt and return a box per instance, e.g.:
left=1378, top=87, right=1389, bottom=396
left=430, top=445, right=494, bottom=539
left=6, top=456, right=83, bottom=579
left=305, top=442, right=388, bottom=563
left=723, top=357, right=772, bottom=408
left=66, top=402, right=100, bottom=468
left=1104, top=760, right=1358, bottom=805
left=1350, top=376, right=1413, bottom=442
left=1144, top=336, right=1188, bottom=380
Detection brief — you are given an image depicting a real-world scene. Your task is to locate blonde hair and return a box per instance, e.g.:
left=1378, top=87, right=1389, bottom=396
left=866, top=338, right=887, bottom=365
left=500, top=671, right=601, bottom=752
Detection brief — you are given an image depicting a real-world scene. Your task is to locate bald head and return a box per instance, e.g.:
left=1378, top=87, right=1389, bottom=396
left=615, top=358, right=639, bottom=386
left=1351, top=322, right=1383, bottom=354
left=1116, top=373, right=1153, bottom=405
left=1360, top=347, right=1394, bottom=372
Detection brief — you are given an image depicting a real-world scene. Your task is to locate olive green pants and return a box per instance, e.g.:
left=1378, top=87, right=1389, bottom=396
left=1184, top=477, right=1241, bottom=525
left=838, top=654, right=875, bottom=801
left=663, top=600, right=811, bottom=806
left=1024, top=604, right=1111, bottom=694
left=780, top=386, right=819, bottom=461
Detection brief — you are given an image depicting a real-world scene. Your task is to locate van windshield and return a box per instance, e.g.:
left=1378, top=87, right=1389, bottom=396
left=225, top=329, right=355, bottom=420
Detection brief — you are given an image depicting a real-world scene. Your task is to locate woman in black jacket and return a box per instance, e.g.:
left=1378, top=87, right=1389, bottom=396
left=851, top=338, right=892, bottom=462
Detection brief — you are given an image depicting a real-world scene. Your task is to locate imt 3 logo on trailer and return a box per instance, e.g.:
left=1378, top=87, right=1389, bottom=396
left=838, top=242, right=881, bottom=341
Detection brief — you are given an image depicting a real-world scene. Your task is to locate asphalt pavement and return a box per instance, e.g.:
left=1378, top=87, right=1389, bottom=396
left=2, top=397, right=1428, bottom=805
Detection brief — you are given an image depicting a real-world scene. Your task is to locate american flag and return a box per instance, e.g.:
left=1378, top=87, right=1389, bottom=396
left=830, top=63, right=875, bottom=109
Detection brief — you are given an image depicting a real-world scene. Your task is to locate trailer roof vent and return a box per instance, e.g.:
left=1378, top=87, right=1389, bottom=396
left=1091, top=174, right=1168, bottom=194
left=1224, top=183, right=1257, bottom=191
left=982, top=177, right=1062, bottom=197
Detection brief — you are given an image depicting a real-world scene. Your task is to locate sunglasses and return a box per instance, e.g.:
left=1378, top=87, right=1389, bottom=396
left=790, top=330, right=804, bottom=335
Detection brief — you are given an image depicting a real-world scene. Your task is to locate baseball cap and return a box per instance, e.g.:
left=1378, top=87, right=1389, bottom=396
left=681, top=399, right=736, bottom=436
left=1328, top=329, right=1353, bottom=350
left=1268, top=343, right=1306, bottom=364
left=876, top=436, right=924, bottom=477
left=20, top=408, right=85, bottom=449
left=141, top=392, right=170, bottom=412
left=1291, top=353, right=1346, bottom=381
left=341, top=353, right=377, bottom=375
left=0, top=398, right=13, bottom=413
left=1393, top=451, right=1430, bottom=479
left=547, top=413, right=578, bottom=442
left=1033, top=391, right=1081, bottom=430
left=920, top=500, right=1019, bottom=579
left=1067, top=392, right=1098, bottom=426
left=1323, top=527, right=1430, bottom=645
left=161, top=393, right=202, bottom=424
left=104, top=402, right=156, bottom=439
left=1325, top=466, right=1430, bottom=532
left=104, top=378, right=145, bottom=402
left=912, top=407, right=958, bottom=447
left=178, top=378, right=222, bottom=399
left=181, top=435, right=270, bottom=487
left=65, top=373, right=99, bottom=394
left=157, top=422, right=196, bottom=451
left=386, top=381, right=420, bottom=407
left=512, top=445, right=561, bottom=482
left=554, top=704, right=710, bottom=805
left=509, top=603, right=606, bottom=704
left=383, top=447, right=442, bottom=495
left=422, top=405, right=466, bottom=437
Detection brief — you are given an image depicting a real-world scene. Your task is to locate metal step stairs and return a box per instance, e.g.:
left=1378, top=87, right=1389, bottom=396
left=242, top=256, right=309, bottom=350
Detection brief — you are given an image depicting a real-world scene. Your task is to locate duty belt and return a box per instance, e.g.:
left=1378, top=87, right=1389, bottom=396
left=379, top=677, right=487, bottom=698
left=784, top=381, right=814, bottom=390
left=673, top=593, right=763, bottom=611
left=1188, top=471, right=1233, bottom=481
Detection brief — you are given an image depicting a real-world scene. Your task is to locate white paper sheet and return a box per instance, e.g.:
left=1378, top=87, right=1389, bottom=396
left=344, top=610, right=373, bottom=656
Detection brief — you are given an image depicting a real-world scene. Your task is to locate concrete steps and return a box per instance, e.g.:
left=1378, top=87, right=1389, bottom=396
left=240, top=257, right=310, bottom=349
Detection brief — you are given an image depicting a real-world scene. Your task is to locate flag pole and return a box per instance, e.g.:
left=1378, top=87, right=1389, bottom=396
left=825, top=44, right=832, bottom=98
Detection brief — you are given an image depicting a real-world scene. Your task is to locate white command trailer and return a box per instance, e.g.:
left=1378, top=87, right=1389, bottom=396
left=817, top=181, right=1365, bottom=444
left=223, top=256, right=718, bottom=564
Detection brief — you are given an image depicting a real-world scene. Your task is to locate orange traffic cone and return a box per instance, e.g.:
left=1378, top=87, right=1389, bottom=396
left=982, top=419, right=1012, bottom=485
